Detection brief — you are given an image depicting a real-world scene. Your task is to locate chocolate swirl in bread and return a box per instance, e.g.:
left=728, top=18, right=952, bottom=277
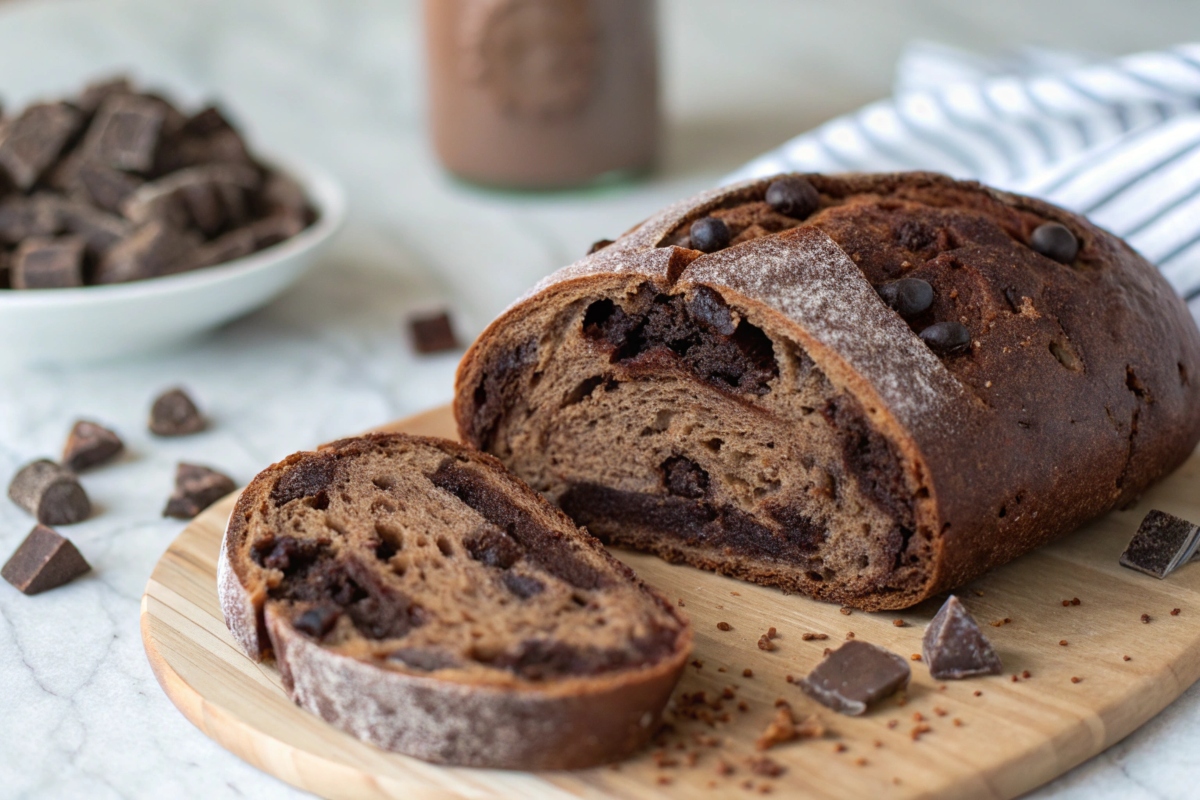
left=454, top=172, right=1200, bottom=611
left=219, top=432, right=691, bottom=769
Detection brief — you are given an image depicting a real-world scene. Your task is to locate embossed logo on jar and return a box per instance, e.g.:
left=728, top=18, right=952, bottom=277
left=458, top=0, right=598, bottom=119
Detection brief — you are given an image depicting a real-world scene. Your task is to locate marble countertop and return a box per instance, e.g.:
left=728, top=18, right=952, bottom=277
left=2, top=1, right=1200, bottom=797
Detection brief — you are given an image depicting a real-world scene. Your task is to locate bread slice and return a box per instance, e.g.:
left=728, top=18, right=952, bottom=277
left=218, top=432, right=692, bottom=769
left=453, top=171, right=1200, bottom=611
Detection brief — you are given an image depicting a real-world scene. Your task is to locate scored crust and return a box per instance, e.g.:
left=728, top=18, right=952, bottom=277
left=218, top=432, right=692, bottom=769
left=453, top=171, right=1200, bottom=611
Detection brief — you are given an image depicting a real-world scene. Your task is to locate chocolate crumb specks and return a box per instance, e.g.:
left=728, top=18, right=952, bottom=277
left=801, top=632, right=828, bottom=641
left=717, top=621, right=732, bottom=631
left=1071, top=676, right=1082, bottom=683
left=1141, top=614, right=1152, bottom=624
left=1172, top=608, right=1182, bottom=616
left=754, top=706, right=824, bottom=751
left=757, top=635, right=776, bottom=651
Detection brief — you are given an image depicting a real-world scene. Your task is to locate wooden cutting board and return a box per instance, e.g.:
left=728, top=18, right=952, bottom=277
left=141, top=404, right=1200, bottom=799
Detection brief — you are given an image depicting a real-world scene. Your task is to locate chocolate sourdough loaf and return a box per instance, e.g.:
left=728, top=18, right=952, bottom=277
left=454, top=172, right=1200, bottom=611
left=219, top=433, right=691, bottom=769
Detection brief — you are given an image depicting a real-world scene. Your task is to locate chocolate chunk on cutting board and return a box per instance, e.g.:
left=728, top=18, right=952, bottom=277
left=922, top=595, right=1004, bottom=679
left=62, top=420, right=124, bottom=472
left=8, top=460, right=91, bottom=525
left=163, top=463, right=236, bottom=519
left=1120, top=510, right=1200, bottom=579
left=2, top=525, right=91, bottom=594
left=798, top=640, right=910, bottom=715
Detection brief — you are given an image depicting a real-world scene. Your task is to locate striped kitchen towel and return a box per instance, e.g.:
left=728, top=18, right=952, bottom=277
left=727, top=41, right=1200, bottom=322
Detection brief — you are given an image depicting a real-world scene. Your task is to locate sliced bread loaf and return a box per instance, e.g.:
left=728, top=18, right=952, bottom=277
left=218, top=432, right=691, bottom=769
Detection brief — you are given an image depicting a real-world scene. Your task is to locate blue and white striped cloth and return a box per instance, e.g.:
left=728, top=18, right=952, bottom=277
left=728, top=41, right=1200, bottom=323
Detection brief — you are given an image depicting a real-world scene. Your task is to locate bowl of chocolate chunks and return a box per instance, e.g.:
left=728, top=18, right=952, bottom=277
left=0, top=76, right=345, bottom=365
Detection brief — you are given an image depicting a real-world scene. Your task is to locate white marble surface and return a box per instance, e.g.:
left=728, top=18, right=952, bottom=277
left=2, top=1, right=1200, bottom=798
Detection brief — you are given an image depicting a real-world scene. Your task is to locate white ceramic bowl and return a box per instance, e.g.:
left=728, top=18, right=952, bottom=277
left=0, top=157, right=346, bottom=367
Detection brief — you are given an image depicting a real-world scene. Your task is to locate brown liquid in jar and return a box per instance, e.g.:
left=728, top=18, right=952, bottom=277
left=424, top=0, right=659, bottom=189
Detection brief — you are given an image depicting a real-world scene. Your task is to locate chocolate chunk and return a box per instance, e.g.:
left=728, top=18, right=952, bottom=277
left=70, top=161, right=144, bottom=213
left=61, top=420, right=124, bottom=472
left=587, top=238, right=614, bottom=255
left=51, top=197, right=134, bottom=257
left=877, top=278, right=934, bottom=318
left=11, top=236, right=85, bottom=289
left=149, top=387, right=206, bottom=436
left=1030, top=222, right=1079, bottom=264
left=0, top=195, right=61, bottom=245
left=94, top=221, right=201, bottom=284
left=120, top=163, right=260, bottom=228
left=765, top=176, right=820, bottom=219
left=293, top=605, right=341, bottom=639
left=687, top=285, right=736, bottom=335
left=798, top=640, right=910, bottom=715
left=502, top=571, right=545, bottom=599
left=689, top=217, right=730, bottom=253
left=465, top=524, right=523, bottom=569
left=0, top=102, right=82, bottom=190
left=163, top=462, right=237, bottom=519
left=409, top=310, right=460, bottom=354
left=7, top=460, right=91, bottom=525
left=77, top=76, right=134, bottom=114
left=1119, top=509, right=1200, bottom=579
left=661, top=456, right=710, bottom=499
left=2, top=525, right=91, bottom=595
left=84, top=94, right=165, bottom=173
left=921, top=595, right=1003, bottom=679
left=261, top=173, right=312, bottom=221
left=920, top=321, right=971, bottom=354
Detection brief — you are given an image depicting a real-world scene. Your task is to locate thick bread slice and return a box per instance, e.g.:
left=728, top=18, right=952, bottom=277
left=218, top=432, right=691, bottom=769
left=453, top=171, right=1200, bottom=611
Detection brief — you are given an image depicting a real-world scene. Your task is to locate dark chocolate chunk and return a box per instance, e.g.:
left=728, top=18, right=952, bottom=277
left=687, top=285, right=736, bottom=335
left=689, top=217, right=730, bottom=253
left=0, top=195, right=61, bottom=245
left=11, top=236, right=85, bottom=290
left=920, top=321, right=971, bottom=354
left=921, top=595, right=1003, bottom=679
left=293, top=605, right=341, bottom=638
left=76, top=76, right=134, bottom=114
left=120, top=163, right=260, bottom=228
left=0, top=102, right=82, bottom=190
left=661, top=456, right=710, bottom=499
left=149, top=387, right=206, bottom=437
left=94, top=221, right=201, bottom=284
left=62, top=420, right=124, bottom=472
left=1030, top=222, right=1079, bottom=264
left=502, top=571, right=545, bottom=599
left=2, top=524, right=91, bottom=595
left=71, top=161, right=144, bottom=213
left=84, top=94, right=165, bottom=173
left=587, top=238, right=614, bottom=255
left=465, top=524, right=523, bottom=569
left=1119, top=509, right=1200, bottom=579
left=409, top=311, right=460, bottom=354
left=51, top=197, right=134, bottom=257
left=765, top=176, right=820, bottom=219
left=797, top=639, right=910, bottom=715
left=877, top=278, right=934, bottom=318
left=7, top=460, right=91, bottom=525
left=163, top=462, right=237, bottom=519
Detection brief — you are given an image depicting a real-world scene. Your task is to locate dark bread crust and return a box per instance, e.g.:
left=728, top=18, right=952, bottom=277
left=218, top=432, right=692, bottom=769
left=454, top=171, right=1200, bottom=610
